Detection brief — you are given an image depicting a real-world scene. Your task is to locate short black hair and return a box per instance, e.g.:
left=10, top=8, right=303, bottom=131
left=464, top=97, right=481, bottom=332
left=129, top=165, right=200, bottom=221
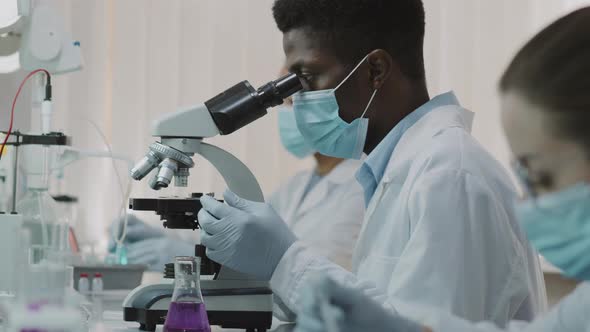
left=272, top=0, right=426, bottom=80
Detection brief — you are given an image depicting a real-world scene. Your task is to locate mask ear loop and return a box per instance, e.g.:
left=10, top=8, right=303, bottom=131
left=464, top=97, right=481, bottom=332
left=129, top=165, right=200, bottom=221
left=360, top=89, right=378, bottom=119
left=334, top=54, right=378, bottom=119
left=335, top=54, right=371, bottom=91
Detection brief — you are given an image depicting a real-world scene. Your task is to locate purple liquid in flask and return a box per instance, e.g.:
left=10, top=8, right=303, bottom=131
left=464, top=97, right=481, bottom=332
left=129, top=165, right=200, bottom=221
left=164, top=302, right=210, bottom=332
left=163, top=256, right=211, bottom=332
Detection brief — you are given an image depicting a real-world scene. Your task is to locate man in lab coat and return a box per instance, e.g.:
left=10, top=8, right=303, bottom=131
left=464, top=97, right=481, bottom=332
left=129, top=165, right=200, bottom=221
left=114, top=99, right=365, bottom=273
left=197, top=0, right=547, bottom=325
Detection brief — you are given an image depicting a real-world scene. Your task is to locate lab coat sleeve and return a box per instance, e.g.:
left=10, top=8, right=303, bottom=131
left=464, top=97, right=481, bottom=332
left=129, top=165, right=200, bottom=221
left=267, top=187, right=283, bottom=215
left=423, top=283, right=590, bottom=332
left=390, top=169, right=527, bottom=323
left=270, top=190, right=379, bottom=321
left=271, top=181, right=367, bottom=321
left=270, top=241, right=389, bottom=321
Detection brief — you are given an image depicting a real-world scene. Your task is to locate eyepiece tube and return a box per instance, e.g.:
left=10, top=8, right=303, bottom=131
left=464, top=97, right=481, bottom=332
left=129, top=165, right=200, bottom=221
left=255, top=73, right=302, bottom=109
left=206, top=73, right=303, bottom=135
left=273, top=73, right=302, bottom=100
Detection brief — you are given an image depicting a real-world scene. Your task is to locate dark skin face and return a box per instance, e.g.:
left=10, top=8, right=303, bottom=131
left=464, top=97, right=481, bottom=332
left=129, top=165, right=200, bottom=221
left=283, top=28, right=430, bottom=154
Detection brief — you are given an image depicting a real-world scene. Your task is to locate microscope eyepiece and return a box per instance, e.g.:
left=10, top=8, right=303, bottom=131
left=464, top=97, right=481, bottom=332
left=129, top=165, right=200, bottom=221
left=205, top=73, right=303, bottom=135
left=255, top=73, right=302, bottom=109
left=271, top=73, right=303, bottom=101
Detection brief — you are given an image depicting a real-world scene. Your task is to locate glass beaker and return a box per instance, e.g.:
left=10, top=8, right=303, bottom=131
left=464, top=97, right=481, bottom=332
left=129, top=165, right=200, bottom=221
left=163, top=256, right=211, bottom=332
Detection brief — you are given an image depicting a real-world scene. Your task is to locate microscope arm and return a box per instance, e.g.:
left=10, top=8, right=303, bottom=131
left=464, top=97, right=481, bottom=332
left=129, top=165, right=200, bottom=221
left=154, top=138, right=263, bottom=202
left=198, top=143, right=264, bottom=202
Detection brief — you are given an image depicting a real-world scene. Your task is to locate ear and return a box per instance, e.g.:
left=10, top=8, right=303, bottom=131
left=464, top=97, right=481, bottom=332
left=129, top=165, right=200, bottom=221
left=367, top=49, right=394, bottom=90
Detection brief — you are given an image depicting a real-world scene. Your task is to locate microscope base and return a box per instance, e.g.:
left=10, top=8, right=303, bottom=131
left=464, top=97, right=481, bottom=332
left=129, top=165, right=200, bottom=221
left=123, top=280, right=273, bottom=331
left=124, top=307, right=272, bottom=332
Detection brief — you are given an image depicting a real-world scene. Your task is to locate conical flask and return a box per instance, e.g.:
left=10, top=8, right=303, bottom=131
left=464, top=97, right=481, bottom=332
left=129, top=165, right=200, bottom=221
left=163, top=256, right=211, bottom=332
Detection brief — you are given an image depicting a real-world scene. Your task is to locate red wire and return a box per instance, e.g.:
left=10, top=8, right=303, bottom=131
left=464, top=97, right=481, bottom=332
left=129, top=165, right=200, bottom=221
left=0, top=69, right=51, bottom=160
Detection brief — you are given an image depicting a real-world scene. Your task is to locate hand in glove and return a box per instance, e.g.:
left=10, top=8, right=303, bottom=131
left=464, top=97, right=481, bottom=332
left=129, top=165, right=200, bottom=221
left=295, top=275, right=428, bottom=332
left=126, top=237, right=195, bottom=271
left=198, top=190, right=296, bottom=280
left=108, top=214, right=165, bottom=253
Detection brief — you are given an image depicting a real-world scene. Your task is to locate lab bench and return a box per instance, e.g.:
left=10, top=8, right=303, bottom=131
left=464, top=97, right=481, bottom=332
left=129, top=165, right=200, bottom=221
left=98, top=284, right=288, bottom=332
left=104, top=310, right=293, bottom=332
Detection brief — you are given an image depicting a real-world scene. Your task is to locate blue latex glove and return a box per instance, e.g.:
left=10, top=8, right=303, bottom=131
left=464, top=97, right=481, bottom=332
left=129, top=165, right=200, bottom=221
left=126, top=237, right=195, bottom=271
left=295, top=275, right=426, bottom=332
left=198, top=190, right=296, bottom=280
left=108, top=214, right=165, bottom=253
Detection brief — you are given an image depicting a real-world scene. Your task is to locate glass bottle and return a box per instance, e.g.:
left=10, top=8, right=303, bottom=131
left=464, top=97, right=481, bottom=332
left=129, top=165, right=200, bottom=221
left=163, top=256, right=211, bottom=332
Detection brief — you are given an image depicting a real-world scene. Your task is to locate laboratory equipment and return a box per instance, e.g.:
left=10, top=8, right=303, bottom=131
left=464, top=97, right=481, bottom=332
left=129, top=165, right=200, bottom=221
left=163, top=256, right=211, bottom=332
left=5, top=245, right=86, bottom=332
left=53, top=195, right=79, bottom=234
left=0, top=132, right=70, bottom=294
left=73, top=264, right=146, bottom=291
left=123, top=242, right=273, bottom=331
left=0, top=0, right=83, bottom=297
left=0, top=2, right=93, bottom=331
left=0, top=0, right=83, bottom=74
left=79, top=273, right=90, bottom=294
left=124, top=73, right=302, bottom=331
left=0, top=0, right=83, bottom=189
left=92, top=273, right=104, bottom=293
left=0, top=0, right=83, bottom=210
left=3, top=133, right=72, bottom=250
left=18, top=186, right=67, bottom=249
left=90, top=272, right=105, bottom=328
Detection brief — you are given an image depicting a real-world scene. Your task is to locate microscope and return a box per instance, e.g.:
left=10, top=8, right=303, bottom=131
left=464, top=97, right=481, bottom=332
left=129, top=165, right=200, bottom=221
left=122, top=74, right=302, bottom=331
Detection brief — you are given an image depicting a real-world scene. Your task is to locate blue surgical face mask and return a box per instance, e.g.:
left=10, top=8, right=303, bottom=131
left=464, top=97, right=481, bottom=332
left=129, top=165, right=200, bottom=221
left=292, top=55, right=378, bottom=160
left=277, top=105, right=315, bottom=159
left=516, top=182, right=590, bottom=280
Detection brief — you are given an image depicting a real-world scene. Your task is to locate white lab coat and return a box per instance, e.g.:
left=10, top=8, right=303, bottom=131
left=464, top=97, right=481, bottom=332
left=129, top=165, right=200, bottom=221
left=268, top=159, right=365, bottom=270
left=270, top=104, right=547, bottom=324
left=420, top=282, right=590, bottom=332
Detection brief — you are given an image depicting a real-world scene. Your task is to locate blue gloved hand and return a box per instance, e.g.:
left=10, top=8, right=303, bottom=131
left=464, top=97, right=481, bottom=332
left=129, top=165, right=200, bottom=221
left=295, top=275, right=426, bottom=332
left=108, top=214, right=166, bottom=253
left=126, top=237, right=195, bottom=271
left=198, top=190, right=296, bottom=280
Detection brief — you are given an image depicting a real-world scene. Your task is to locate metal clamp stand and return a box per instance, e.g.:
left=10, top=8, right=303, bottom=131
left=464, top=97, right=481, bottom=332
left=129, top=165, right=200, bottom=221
left=0, top=131, right=70, bottom=214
